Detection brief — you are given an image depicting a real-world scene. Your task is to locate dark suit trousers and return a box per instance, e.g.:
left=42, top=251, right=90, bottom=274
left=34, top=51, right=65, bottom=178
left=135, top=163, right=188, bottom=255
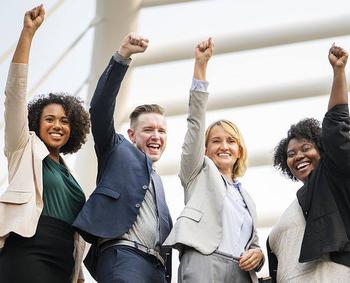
left=96, top=245, right=167, bottom=283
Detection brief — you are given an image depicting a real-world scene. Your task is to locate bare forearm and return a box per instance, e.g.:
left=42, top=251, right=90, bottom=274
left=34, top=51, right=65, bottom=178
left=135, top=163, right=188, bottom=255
left=329, top=68, right=348, bottom=110
left=12, top=29, right=33, bottom=64
left=194, top=61, right=208, bottom=81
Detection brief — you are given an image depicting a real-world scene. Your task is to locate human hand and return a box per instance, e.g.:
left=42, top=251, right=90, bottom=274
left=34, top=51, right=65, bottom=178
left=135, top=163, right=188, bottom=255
left=23, top=5, right=45, bottom=37
left=239, top=248, right=263, bottom=272
left=195, top=37, right=214, bottom=66
left=193, top=37, right=213, bottom=80
left=329, top=44, right=348, bottom=70
left=118, top=33, right=149, bottom=59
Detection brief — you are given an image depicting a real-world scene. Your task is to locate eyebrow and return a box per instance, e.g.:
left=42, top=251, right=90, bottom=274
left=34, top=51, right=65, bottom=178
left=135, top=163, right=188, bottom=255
left=42, top=114, right=68, bottom=119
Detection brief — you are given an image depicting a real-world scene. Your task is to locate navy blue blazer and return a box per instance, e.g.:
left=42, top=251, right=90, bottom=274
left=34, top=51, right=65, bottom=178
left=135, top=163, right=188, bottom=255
left=73, top=57, right=172, bottom=280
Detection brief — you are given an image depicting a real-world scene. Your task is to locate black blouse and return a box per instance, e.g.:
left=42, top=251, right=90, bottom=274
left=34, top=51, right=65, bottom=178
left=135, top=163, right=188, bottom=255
left=297, top=104, right=350, bottom=267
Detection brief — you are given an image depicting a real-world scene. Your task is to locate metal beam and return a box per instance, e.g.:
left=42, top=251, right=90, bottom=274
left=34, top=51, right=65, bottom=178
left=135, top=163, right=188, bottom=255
left=157, top=150, right=273, bottom=176
left=0, top=0, right=67, bottom=66
left=0, top=17, right=101, bottom=131
left=161, top=77, right=334, bottom=117
left=121, top=76, right=337, bottom=124
left=134, top=14, right=350, bottom=66
left=141, top=0, right=196, bottom=8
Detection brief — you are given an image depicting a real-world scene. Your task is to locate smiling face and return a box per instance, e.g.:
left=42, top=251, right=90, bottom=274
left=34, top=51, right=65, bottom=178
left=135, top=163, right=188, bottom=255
left=205, top=125, right=241, bottom=178
left=39, top=103, right=71, bottom=156
left=127, top=112, right=167, bottom=163
left=286, top=138, right=321, bottom=182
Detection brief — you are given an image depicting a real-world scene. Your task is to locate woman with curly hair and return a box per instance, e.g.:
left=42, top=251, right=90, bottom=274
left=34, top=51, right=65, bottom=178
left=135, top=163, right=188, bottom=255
left=267, top=45, right=350, bottom=282
left=0, top=5, right=90, bottom=283
left=165, top=38, right=264, bottom=283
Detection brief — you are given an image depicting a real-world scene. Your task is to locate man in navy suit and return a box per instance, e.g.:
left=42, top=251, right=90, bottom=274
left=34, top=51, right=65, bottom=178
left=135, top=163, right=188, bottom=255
left=73, top=33, right=172, bottom=283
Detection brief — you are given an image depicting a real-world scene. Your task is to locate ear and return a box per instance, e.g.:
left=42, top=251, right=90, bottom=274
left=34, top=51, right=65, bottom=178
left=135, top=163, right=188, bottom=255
left=127, top=128, right=136, bottom=144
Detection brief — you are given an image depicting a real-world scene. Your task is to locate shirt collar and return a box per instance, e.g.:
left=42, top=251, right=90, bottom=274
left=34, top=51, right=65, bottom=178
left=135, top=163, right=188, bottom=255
left=221, top=175, right=241, bottom=190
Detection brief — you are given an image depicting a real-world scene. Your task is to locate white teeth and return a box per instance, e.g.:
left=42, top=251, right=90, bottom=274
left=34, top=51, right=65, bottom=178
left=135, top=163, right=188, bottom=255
left=297, top=162, right=309, bottom=170
left=50, top=133, right=62, bottom=137
left=148, top=144, right=160, bottom=149
left=218, top=153, right=230, bottom=157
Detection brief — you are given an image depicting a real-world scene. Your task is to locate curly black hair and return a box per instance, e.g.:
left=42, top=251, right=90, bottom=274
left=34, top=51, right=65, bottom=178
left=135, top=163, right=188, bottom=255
left=28, top=93, right=90, bottom=154
left=273, top=118, right=323, bottom=181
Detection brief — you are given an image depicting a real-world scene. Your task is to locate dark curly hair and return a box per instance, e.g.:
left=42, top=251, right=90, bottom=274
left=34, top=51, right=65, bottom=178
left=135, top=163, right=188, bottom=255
left=28, top=93, right=90, bottom=154
left=273, top=118, right=323, bottom=181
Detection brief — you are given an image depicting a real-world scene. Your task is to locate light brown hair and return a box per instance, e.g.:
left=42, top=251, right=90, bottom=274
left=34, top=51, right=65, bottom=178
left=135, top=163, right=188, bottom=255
left=129, top=104, right=164, bottom=129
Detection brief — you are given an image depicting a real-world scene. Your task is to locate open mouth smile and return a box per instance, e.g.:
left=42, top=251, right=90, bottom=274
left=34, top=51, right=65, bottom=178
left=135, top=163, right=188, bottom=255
left=295, top=161, right=311, bottom=172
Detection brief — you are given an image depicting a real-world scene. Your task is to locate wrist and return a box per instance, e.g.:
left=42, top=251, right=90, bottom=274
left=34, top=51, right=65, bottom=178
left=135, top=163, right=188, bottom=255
left=195, top=60, right=208, bottom=69
left=118, top=47, right=131, bottom=59
left=194, top=62, right=208, bottom=80
left=20, top=28, right=35, bottom=41
left=333, top=66, right=346, bottom=74
left=194, top=70, right=206, bottom=81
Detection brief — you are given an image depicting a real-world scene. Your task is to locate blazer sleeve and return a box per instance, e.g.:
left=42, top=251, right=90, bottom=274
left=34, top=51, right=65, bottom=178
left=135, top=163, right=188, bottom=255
left=322, top=104, right=350, bottom=176
left=4, top=63, right=30, bottom=154
left=89, top=57, right=129, bottom=157
left=179, top=90, right=209, bottom=188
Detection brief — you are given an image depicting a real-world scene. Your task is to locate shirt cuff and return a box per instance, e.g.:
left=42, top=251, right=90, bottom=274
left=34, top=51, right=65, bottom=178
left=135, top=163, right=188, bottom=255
left=191, top=78, right=209, bottom=92
left=113, top=52, right=132, bottom=66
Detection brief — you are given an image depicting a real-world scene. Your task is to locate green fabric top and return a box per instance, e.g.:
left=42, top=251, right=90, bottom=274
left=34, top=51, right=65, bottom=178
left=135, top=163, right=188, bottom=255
left=42, top=156, right=86, bottom=225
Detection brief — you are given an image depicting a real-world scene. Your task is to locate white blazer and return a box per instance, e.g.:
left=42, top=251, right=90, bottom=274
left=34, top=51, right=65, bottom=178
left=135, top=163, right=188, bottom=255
left=164, top=90, right=263, bottom=282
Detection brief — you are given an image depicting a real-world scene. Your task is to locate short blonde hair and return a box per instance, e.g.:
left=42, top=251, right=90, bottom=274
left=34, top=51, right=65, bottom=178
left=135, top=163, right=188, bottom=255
left=205, top=119, right=247, bottom=179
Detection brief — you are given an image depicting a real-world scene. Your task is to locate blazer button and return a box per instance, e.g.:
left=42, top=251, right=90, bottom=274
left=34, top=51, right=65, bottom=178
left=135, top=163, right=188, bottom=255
left=142, top=185, right=148, bottom=190
left=135, top=203, right=141, bottom=208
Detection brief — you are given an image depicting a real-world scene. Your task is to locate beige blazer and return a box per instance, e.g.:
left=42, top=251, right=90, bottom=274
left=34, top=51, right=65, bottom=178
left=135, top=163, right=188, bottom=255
left=164, top=90, right=263, bottom=282
left=0, top=63, right=85, bottom=282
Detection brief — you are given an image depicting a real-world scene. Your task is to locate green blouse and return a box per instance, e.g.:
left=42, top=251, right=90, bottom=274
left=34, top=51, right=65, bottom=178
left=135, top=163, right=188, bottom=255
left=42, top=156, right=86, bottom=225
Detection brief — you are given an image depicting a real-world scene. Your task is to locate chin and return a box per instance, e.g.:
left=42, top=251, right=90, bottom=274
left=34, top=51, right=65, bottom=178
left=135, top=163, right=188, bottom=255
left=151, top=156, right=161, bottom=162
left=146, top=153, right=160, bottom=162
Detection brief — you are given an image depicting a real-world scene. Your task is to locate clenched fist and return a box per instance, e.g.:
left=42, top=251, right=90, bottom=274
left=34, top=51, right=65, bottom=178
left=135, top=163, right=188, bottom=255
left=23, top=5, right=45, bottom=37
left=329, top=44, right=348, bottom=70
left=118, top=33, right=149, bottom=59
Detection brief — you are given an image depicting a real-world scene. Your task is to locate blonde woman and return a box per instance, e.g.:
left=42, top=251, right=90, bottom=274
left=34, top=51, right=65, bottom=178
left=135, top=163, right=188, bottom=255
left=165, top=38, right=264, bottom=283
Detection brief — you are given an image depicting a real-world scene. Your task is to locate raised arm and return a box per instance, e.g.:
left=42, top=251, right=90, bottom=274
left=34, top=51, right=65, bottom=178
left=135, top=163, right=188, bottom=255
left=328, top=44, right=348, bottom=110
left=4, top=5, right=45, bottom=154
left=179, top=38, right=214, bottom=188
left=89, top=33, right=148, bottom=155
left=322, top=45, right=350, bottom=174
left=12, top=5, right=45, bottom=64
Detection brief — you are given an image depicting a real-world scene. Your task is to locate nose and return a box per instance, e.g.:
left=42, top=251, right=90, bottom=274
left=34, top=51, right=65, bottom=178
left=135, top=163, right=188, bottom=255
left=221, top=141, right=229, bottom=150
left=295, top=150, right=304, bottom=160
left=53, top=119, right=62, bottom=129
left=151, top=130, right=160, bottom=139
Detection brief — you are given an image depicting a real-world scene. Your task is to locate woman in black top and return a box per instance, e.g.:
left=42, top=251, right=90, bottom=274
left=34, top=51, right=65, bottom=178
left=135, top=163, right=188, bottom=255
left=267, top=45, right=350, bottom=282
